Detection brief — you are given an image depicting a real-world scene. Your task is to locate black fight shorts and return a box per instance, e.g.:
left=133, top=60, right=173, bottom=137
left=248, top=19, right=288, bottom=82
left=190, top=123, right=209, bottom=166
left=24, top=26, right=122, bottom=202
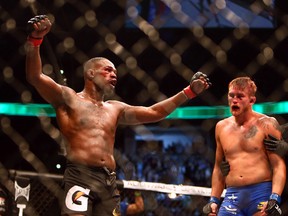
left=61, top=161, right=121, bottom=216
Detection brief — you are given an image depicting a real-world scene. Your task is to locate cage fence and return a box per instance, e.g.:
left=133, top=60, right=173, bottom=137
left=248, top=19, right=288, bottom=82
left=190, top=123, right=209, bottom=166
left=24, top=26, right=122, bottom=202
left=1, top=169, right=287, bottom=216
left=0, top=0, right=288, bottom=215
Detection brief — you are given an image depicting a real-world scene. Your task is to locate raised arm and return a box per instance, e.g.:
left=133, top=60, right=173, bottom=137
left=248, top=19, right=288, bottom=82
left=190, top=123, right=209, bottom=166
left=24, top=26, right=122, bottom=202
left=26, top=15, right=64, bottom=107
left=118, top=72, right=211, bottom=125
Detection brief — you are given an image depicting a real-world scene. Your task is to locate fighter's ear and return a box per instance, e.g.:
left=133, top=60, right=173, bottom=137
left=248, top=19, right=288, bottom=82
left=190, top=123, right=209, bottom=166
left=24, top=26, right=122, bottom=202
left=86, top=69, right=94, bottom=80
left=250, top=96, right=256, bottom=104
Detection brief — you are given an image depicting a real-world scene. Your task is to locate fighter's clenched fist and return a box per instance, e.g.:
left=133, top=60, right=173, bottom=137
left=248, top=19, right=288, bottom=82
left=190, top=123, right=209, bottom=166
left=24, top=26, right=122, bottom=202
left=183, top=71, right=211, bottom=99
left=27, top=15, right=51, bottom=41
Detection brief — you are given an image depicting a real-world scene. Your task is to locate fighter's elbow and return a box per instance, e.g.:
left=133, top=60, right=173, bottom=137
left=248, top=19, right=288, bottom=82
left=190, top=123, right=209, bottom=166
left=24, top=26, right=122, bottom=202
left=26, top=74, right=38, bottom=86
left=26, top=72, right=43, bottom=86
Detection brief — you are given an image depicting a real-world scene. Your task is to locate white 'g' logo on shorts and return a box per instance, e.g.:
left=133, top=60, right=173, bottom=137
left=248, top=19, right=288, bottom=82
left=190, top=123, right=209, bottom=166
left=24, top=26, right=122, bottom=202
left=65, top=185, right=91, bottom=211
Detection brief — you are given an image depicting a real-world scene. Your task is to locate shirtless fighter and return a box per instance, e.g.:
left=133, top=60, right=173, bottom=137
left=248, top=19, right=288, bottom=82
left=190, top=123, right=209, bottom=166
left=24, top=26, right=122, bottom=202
left=204, top=77, right=286, bottom=216
left=25, top=15, right=211, bottom=216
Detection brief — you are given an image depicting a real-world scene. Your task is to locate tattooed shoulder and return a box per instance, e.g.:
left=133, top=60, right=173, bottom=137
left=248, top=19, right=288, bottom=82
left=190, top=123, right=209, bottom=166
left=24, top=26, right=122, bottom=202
left=258, top=116, right=281, bottom=131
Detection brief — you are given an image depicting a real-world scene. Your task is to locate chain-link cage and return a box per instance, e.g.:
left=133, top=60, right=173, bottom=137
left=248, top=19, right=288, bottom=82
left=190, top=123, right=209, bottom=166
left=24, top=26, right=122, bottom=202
left=1, top=0, right=288, bottom=215
left=2, top=171, right=288, bottom=216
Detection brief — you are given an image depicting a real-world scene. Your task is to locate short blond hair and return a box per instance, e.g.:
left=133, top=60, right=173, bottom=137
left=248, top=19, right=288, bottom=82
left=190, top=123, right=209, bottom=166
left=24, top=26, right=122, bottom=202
left=229, top=77, right=257, bottom=96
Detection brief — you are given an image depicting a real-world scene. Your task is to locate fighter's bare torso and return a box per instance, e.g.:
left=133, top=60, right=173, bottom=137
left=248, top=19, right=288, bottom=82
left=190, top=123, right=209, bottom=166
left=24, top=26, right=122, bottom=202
left=217, top=113, right=275, bottom=187
left=55, top=87, right=124, bottom=171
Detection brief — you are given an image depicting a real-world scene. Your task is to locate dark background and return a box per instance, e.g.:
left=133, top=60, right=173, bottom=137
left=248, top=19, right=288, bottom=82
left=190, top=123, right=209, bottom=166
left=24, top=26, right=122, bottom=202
left=0, top=0, right=288, bottom=213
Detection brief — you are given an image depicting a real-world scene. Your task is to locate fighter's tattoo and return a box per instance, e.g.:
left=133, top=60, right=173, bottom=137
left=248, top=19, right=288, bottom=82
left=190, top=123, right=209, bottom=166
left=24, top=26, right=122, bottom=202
left=244, top=125, right=258, bottom=139
left=260, top=117, right=281, bottom=132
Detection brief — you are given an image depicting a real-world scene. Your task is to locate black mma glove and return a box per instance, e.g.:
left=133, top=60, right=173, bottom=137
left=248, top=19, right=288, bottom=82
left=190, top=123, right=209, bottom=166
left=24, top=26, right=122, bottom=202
left=264, top=134, right=288, bottom=157
left=280, top=123, right=288, bottom=142
left=26, top=15, right=51, bottom=47
left=183, top=72, right=211, bottom=99
left=190, top=72, right=212, bottom=95
left=220, top=160, right=230, bottom=176
left=27, top=15, right=48, bottom=35
left=203, top=196, right=220, bottom=215
left=265, top=193, right=282, bottom=216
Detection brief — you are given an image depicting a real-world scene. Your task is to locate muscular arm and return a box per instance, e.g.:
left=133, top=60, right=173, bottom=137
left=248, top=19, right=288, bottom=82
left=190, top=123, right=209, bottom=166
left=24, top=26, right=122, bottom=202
left=269, top=153, right=286, bottom=195
left=262, top=117, right=286, bottom=196
left=118, top=72, right=211, bottom=125
left=25, top=16, right=64, bottom=108
left=211, top=122, right=226, bottom=199
left=203, top=122, right=226, bottom=214
left=118, top=91, right=188, bottom=125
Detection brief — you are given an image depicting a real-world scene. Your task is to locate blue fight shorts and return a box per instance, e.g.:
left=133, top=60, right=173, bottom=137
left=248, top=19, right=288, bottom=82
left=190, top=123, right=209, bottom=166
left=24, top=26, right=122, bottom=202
left=218, top=181, right=271, bottom=216
left=120, top=201, right=129, bottom=215
left=61, top=161, right=121, bottom=216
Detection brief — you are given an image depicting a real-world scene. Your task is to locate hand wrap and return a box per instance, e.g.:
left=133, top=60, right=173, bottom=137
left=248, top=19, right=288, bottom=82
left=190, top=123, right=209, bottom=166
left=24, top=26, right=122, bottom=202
left=183, top=86, right=196, bottom=99
left=265, top=193, right=282, bottom=216
left=27, top=36, right=43, bottom=47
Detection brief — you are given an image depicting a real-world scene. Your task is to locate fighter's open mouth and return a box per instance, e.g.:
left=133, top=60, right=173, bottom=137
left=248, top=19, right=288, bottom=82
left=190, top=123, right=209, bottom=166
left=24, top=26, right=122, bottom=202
left=231, top=105, right=239, bottom=111
left=110, top=80, right=117, bottom=86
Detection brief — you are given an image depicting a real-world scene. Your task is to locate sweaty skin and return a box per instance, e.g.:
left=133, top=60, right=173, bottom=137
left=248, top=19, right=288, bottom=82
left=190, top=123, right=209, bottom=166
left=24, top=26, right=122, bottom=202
left=25, top=17, right=210, bottom=171
left=217, top=114, right=280, bottom=187
left=209, top=80, right=286, bottom=216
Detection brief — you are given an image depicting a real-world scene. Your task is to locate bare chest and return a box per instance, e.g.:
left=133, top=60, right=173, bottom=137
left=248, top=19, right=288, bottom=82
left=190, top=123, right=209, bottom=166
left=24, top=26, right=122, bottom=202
left=58, top=100, right=119, bottom=131
left=220, top=124, right=264, bottom=154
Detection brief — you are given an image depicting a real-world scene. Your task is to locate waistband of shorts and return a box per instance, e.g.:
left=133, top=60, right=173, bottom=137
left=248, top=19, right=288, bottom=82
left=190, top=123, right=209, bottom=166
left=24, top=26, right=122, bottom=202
left=66, top=160, right=116, bottom=176
left=227, top=181, right=272, bottom=191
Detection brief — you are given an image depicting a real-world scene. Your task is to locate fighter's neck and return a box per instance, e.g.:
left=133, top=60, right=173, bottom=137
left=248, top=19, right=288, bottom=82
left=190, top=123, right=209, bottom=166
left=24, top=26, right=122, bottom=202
left=234, top=110, right=255, bottom=126
left=78, top=89, right=104, bottom=103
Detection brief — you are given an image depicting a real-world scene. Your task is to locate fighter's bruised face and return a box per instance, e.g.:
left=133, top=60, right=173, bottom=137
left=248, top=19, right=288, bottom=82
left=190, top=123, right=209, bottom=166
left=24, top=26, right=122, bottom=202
left=228, top=87, right=254, bottom=116
left=92, top=59, right=117, bottom=96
